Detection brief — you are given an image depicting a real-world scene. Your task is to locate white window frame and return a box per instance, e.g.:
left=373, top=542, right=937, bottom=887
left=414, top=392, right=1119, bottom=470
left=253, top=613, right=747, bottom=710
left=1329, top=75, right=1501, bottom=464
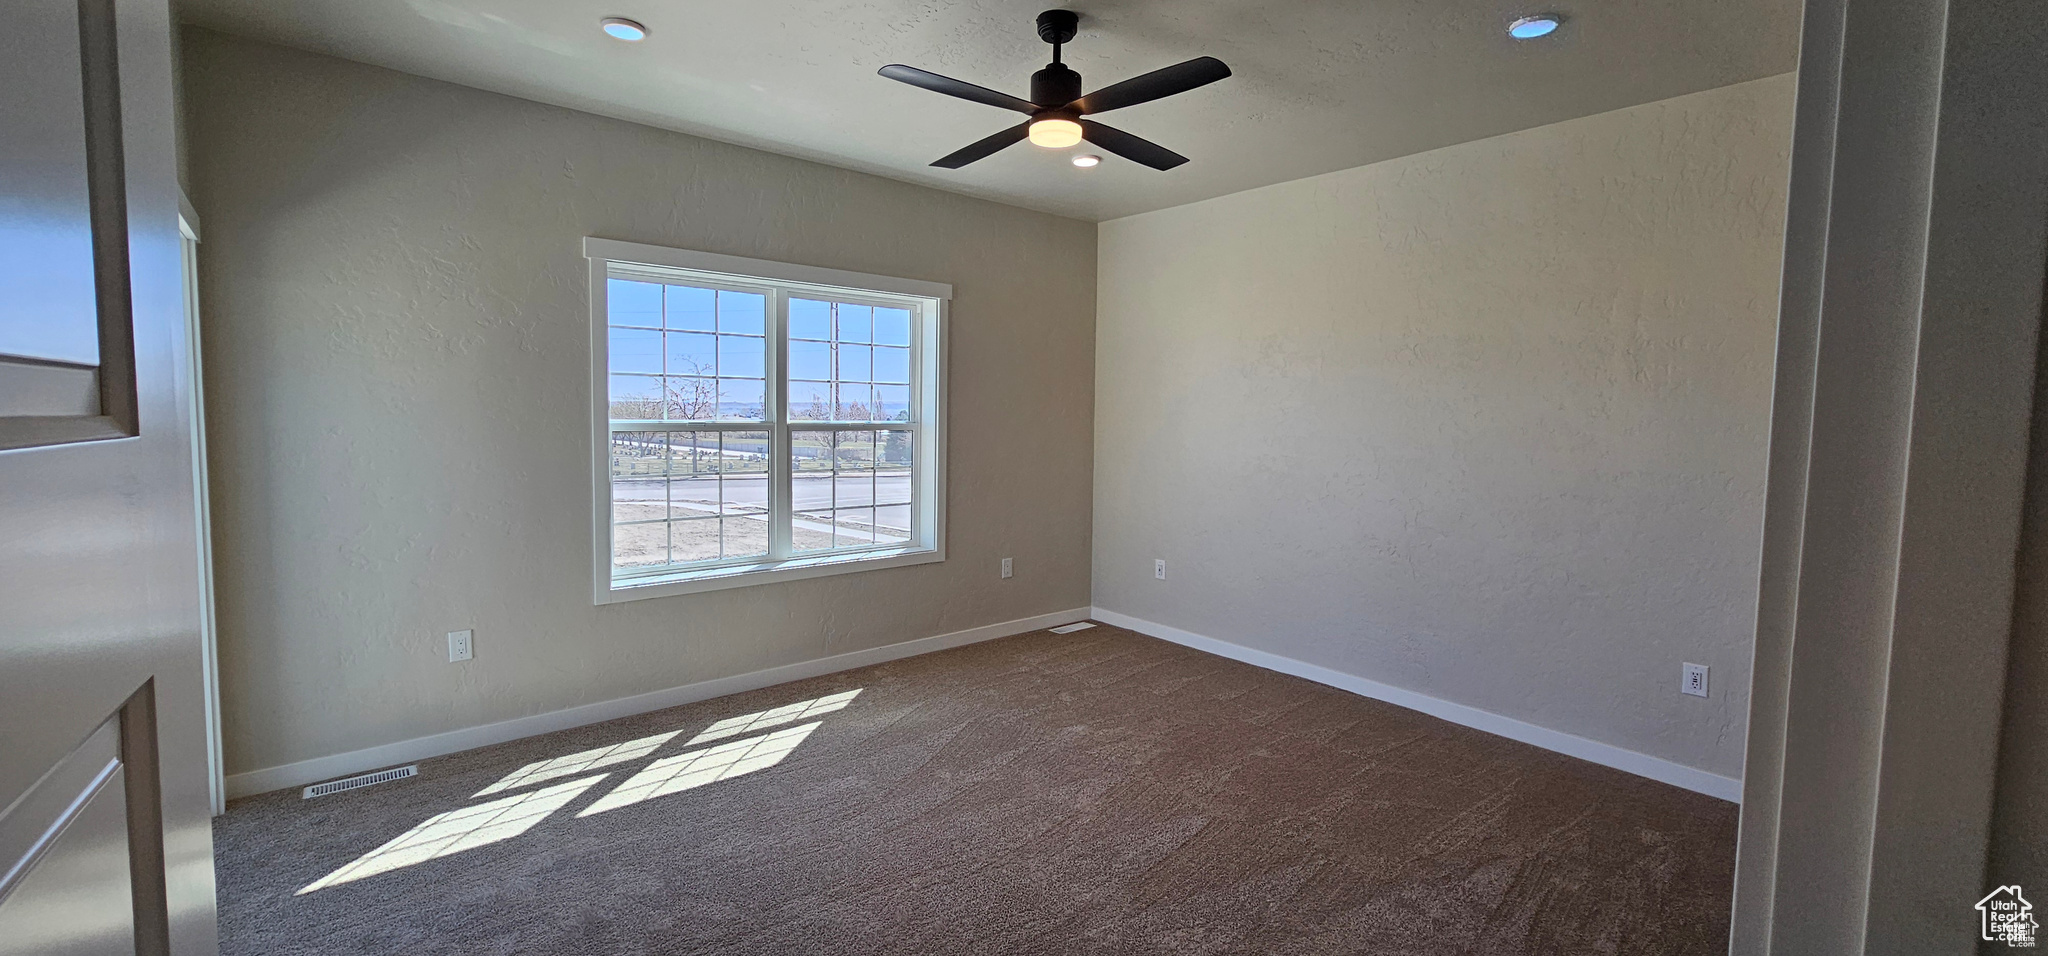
left=585, top=237, right=948, bottom=604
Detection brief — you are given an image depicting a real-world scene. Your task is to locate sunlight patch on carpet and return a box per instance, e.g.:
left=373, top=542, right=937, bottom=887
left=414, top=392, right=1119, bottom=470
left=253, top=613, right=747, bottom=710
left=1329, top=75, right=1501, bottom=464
left=298, top=775, right=608, bottom=894
left=475, top=729, right=683, bottom=797
left=686, top=689, right=860, bottom=747
left=580, top=722, right=820, bottom=817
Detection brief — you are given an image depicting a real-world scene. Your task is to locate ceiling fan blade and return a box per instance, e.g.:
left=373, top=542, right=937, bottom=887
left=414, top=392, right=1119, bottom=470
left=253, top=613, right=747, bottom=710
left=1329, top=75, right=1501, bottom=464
left=1068, top=56, right=1231, bottom=115
left=932, top=122, right=1033, bottom=168
left=1078, top=120, right=1189, bottom=170
left=879, top=65, right=1038, bottom=115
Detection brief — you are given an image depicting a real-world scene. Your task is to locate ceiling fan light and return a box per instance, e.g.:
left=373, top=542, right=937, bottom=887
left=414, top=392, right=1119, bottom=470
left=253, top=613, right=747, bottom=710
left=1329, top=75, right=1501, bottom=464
left=1072, top=154, right=1101, bottom=168
left=1027, top=118, right=1084, bottom=149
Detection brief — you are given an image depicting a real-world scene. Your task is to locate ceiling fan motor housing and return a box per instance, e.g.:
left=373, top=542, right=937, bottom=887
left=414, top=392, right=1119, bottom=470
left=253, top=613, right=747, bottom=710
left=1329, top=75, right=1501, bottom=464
left=1036, top=9, right=1079, bottom=45
left=1031, top=64, right=1082, bottom=110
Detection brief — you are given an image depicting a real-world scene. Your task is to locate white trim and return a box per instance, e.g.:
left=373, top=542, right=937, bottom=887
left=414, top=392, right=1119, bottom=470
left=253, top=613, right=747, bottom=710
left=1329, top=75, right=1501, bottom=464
left=925, top=298, right=947, bottom=569
left=224, top=606, right=1091, bottom=799
left=588, top=256, right=612, bottom=602
left=176, top=209, right=224, bottom=817
left=583, top=237, right=953, bottom=300
left=597, top=546, right=943, bottom=602
left=1090, top=607, right=1744, bottom=803
left=177, top=188, right=200, bottom=241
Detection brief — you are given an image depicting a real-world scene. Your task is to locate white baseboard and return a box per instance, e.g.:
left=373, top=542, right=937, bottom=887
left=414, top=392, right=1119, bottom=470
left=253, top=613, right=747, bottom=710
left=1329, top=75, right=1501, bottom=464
left=226, top=606, right=1092, bottom=800
left=1090, top=607, right=1743, bottom=803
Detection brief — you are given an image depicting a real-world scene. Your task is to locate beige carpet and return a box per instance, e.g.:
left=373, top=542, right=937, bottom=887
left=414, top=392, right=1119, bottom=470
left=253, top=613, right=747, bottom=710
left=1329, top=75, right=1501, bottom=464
left=215, top=624, right=1737, bottom=954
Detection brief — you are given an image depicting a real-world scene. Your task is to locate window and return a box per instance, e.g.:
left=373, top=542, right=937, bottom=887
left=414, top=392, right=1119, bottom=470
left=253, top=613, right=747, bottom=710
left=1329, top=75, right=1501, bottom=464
left=585, top=239, right=947, bottom=601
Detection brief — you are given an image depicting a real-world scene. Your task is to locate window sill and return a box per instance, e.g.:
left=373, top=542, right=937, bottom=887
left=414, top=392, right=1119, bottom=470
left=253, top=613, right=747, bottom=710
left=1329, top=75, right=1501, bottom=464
left=595, top=546, right=942, bottom=604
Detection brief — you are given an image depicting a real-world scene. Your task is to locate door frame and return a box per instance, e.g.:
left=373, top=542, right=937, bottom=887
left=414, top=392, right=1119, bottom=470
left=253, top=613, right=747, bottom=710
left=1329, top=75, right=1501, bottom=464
left=175, top=192, right=225, bottom=817
left=1728, top=0, right=2048, bottom=949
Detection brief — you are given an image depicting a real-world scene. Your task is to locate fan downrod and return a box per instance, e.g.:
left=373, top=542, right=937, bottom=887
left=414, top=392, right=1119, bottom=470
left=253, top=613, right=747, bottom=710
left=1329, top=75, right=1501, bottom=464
left=1032, top=10, right=1083, bottom=106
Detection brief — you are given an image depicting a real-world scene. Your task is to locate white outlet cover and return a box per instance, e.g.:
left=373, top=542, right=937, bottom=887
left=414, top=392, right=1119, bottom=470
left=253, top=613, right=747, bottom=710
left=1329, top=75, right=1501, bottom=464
left=1682, top=662, right=1709, bottom=698
left=448, top=629, right=473, bottom=663
left=1154, top=559, right=1167, bottom=580
left=1001, top=557, right=1012, bottom=579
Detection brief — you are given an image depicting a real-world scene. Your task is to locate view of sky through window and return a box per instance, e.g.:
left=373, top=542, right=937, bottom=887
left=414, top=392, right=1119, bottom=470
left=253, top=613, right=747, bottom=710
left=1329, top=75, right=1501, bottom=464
left=788, top=298, right=913, bottom=422
left=607, top=279, right=766, bottom=422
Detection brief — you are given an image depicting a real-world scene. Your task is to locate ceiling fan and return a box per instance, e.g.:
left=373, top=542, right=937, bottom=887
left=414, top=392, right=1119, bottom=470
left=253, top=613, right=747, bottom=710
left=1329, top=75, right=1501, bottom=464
left=878, top=9, right=1231, bottom=171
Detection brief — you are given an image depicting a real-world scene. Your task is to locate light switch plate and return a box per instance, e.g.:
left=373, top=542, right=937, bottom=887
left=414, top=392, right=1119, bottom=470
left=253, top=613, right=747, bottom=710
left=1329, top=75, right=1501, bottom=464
left=1001, top=557, right=1012, bottom=579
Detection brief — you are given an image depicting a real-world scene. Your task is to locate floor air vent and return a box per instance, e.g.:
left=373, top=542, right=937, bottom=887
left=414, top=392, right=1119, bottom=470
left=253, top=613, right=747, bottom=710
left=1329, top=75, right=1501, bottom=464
left=1049, top=622, right=1097, bottom=634
left=303, top=765, right=417, bottom=799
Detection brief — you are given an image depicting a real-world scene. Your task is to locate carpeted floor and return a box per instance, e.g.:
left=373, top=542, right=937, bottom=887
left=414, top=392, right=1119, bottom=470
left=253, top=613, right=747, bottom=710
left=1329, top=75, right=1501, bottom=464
left=214, top=624, right=1738, bottom=955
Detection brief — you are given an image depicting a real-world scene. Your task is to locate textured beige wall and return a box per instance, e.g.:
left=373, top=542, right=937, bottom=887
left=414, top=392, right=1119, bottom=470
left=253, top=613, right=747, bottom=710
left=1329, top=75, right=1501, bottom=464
left=184, top=30, right=1096, bottom=777
left=1093, top=74, right=1795, bottom=780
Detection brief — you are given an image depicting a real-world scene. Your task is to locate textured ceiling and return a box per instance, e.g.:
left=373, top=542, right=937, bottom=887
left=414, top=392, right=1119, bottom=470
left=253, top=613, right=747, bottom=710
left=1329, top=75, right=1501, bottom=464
left=175, top=0, right=1800, bottom=221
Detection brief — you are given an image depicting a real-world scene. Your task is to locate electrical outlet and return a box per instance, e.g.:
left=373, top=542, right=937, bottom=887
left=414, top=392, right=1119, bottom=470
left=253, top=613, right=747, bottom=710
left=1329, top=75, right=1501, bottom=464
left=1001, top=557, right=1013, bottom=579
left=448, top=629, right=473, bottom=663
left=1154, top=559, right=1167, bottom=580
left=1682, top=662, right=1708, bottom=698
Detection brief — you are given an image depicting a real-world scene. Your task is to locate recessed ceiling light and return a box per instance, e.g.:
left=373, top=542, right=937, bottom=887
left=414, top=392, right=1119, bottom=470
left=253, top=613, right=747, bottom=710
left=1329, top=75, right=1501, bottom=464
left=1508, top=14, right=1562, bottom=38
left=1072, top=154, right=1101, bottom=168
left=600, top=17, right=647, bottom=41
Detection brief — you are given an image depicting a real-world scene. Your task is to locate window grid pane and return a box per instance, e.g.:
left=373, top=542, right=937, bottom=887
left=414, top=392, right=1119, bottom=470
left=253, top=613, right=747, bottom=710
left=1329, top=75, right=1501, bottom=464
left=665, top=285, right=714, bottom=332
left=665, top=331, right=714, bottom=378
left=611, top=431, right=670, bottom=569
left=721, top=431, right=770, bottom=561
left=791, top=430, right=836, bottom=553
